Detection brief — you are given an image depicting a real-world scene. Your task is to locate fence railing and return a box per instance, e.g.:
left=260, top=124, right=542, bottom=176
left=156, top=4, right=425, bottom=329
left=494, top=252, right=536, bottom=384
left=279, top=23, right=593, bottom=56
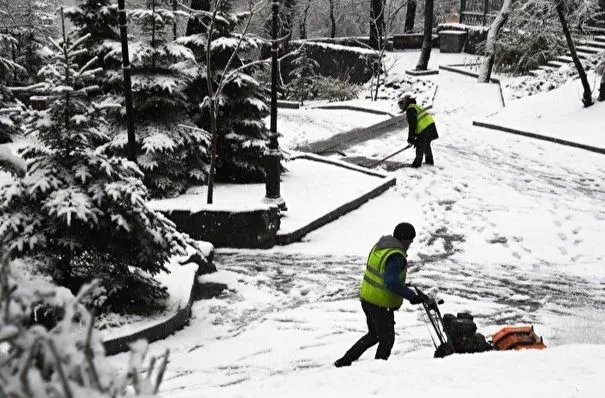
left=459, top=0, right=504, bottom=26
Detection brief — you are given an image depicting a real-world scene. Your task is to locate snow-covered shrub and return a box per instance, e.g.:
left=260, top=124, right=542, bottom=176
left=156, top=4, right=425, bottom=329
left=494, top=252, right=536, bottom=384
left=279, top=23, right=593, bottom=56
left=179, top=8, right=272, bottom=183
left=311, top=76, right=361, bottom=102
left=101, top=1, right=211, bottom=198
left=364, top=74, right=436, bottom=113
left=494, top=29, right=566, bottom=75
left=0, top=255, right=166, bottom=398
left=0, top=29, right=202, bottom=315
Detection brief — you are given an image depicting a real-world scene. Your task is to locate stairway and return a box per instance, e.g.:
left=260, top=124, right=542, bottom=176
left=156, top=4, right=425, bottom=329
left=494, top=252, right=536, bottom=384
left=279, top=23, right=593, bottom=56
left=528, top=31, right=605, bottom=77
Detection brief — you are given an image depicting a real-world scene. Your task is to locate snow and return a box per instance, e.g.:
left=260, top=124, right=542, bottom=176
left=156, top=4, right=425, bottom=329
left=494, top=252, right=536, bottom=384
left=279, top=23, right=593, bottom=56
left=5, top=46, right=603, bottom=397
left=478, top=72, right=605, bottom=150
left=103, top=49, right=605, bottom=398
left=269, top=107, right=390, bottom=150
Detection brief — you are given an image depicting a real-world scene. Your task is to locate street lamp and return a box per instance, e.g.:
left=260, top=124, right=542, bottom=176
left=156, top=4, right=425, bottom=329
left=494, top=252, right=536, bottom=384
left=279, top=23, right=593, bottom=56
left=265, top=0, right=286, bottom=210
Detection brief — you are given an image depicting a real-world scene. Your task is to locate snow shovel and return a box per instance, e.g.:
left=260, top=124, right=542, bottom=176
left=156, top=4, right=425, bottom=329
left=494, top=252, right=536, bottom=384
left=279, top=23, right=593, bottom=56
left=369, top=144, right=412, bottom=168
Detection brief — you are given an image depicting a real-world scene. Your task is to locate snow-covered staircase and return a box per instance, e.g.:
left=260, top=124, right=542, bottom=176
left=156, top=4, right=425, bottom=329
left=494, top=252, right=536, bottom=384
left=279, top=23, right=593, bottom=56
left=528, top=32, right=605, bottom=77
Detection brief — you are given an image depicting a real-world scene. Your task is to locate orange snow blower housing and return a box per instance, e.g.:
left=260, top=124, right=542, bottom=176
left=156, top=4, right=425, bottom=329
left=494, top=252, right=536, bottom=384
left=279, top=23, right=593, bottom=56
left=492, top=325, right=547, bottom=351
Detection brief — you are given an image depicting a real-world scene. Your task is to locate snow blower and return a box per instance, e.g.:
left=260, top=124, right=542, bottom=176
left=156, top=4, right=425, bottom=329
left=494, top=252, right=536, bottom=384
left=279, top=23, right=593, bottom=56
left=409, top=285, right=546, bottom=358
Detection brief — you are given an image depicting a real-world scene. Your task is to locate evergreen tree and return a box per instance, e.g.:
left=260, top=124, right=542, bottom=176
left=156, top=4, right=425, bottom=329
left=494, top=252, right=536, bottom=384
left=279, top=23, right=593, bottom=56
left=64, top=0, right=120, bottom=73
left=179, top=3, right=271, bottom=183
left=286, top=46, right=319, bottom=105
left=0, top=33, right=25, bottom=143
left=102, top=0, right=211, bottom=198
left=0, top=28, right=200, bottom=314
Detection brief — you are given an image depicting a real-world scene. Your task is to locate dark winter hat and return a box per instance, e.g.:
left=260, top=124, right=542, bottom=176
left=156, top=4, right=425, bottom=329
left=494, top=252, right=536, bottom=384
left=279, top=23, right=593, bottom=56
left=393, top=222, right=416, bottom=241
left=397, top=94, right=415, bottom=110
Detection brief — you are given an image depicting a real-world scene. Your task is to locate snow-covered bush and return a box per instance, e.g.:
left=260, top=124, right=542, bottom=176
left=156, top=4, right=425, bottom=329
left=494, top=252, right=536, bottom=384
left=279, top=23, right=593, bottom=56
left=102, top=0, right=211, bottom=198
left=311, top=76, right=361, bottom=102
left=0, top=255, right=166, bottom=398
left=0, top=28, right=202, bottom=314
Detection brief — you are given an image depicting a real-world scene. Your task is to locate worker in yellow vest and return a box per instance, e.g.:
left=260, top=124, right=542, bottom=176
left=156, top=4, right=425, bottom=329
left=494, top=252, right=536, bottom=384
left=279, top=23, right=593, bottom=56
left=398, top=95, right=439, bottom=168
left=334, top=222, right=427, bottom=367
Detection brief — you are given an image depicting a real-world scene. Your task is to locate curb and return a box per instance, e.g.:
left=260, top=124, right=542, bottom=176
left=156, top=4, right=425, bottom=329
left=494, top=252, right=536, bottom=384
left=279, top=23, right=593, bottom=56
left=102, top=267, right=198, bottom=356
left=439, top=64, right=500, bottom=83
left=310, top=104, right=396, bottom=117
left=472, top=121, right=605, bottom=155
left=276, top=153, right=396, bottom=245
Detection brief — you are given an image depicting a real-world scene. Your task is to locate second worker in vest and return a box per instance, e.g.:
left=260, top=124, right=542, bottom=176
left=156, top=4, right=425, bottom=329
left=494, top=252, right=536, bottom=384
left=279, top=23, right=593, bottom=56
left=334, top=222, right=427, bottom=367
left=398, top=95, right=439, bottom=168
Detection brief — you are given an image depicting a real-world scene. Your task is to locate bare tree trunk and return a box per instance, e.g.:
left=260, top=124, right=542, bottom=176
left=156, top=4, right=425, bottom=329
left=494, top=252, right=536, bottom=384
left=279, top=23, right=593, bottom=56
left=415, top=0, right=434, bottom=70
left=369, top=0, right=384, bottom=50
left=404, top=0, right=416, bottom=33
left=555, top=1, right=593, bottom=107
left=478, top=0, right=513, bottom=83
left=299, top=0, right=312, bottom=39
left=329, top=0, right=336, bottom=38
left=599, top=72, right=605, bottom=101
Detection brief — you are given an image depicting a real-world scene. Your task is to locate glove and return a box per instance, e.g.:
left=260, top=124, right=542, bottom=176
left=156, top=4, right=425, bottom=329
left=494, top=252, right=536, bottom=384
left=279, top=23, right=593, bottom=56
left=409, top=291, right=429, bottom=305
left=408, top=294, right=425, bottom=305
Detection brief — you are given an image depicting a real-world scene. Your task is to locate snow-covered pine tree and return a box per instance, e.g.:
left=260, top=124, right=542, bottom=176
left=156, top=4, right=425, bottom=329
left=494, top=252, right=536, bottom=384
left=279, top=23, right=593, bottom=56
left=64, top=0, right=120, bottom=75
left=103, top=0, right=210, bottom=198
left=0, top=22, right=200, bottom=314
left=0, top=33, right=25, bottom=143
left=286, top=45, right=319, bottom=105
left=0, top=255, right=165, bottom=397
left=178, top=0, right=272, bottom=183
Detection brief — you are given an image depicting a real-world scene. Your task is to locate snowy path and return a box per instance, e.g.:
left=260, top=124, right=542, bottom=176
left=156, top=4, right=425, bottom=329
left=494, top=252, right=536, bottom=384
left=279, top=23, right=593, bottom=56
left=112, top=69, right=605, bottom=397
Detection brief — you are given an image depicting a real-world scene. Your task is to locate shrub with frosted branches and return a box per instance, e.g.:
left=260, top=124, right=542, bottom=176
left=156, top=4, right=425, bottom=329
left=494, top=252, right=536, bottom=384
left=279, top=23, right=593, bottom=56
left=0, top=254, right=166, bottom=398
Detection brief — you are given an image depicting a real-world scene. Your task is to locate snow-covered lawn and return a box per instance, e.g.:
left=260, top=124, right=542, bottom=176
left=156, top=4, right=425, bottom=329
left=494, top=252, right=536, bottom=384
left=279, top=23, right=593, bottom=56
left=108, top=51, right=605, bottom=397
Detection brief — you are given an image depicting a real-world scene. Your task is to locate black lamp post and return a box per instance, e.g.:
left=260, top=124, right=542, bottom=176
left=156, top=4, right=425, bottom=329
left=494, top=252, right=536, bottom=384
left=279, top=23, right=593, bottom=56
left=265, top=0, right=286, bottom=210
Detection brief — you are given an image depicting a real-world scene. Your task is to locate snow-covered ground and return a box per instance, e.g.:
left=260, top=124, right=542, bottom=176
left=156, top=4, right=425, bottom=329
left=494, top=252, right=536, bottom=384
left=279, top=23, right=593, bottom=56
left=107, top=51, right=605, bottom=397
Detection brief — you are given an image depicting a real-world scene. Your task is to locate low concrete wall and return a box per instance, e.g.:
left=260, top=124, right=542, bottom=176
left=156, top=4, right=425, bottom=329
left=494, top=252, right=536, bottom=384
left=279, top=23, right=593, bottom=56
left=161, top=207, right=281, bottom=249
left=393, top=34, right=439, bottom=50
left=439, top=31, right=468, bottom=53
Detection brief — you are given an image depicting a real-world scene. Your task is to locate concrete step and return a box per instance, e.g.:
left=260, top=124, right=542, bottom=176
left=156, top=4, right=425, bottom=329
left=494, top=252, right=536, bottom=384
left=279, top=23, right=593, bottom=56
left=556, top=55, right=575, bottom=63
left=575, top=45, right=601, bottom=54
left=579, top=39, right=605, bottom=49
left=593, top=35, right=605, bottom=43
left=538, top=65, right=559, bottom=72
left=546, top=60, right=569, bottom=68
left=528, top=69, right=544, bottom=77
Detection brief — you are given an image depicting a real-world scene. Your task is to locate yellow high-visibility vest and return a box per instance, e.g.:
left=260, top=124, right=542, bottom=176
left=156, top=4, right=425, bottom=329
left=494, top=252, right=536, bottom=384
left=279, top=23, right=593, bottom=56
left=407, top=104, right=435, bottom=134
left=359, top=246, right=407, bottom=308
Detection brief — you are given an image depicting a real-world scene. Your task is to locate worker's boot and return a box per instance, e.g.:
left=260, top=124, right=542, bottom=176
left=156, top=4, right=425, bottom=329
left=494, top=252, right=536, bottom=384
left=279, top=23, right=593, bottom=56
left=334, top=357, right=352, bottom=367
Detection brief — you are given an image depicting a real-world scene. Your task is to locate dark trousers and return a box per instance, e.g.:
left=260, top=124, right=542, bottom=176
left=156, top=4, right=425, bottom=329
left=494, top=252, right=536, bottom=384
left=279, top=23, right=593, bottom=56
left=337, top=300, right=395, bottom=364
left=411, top=134, right=434, bottom=167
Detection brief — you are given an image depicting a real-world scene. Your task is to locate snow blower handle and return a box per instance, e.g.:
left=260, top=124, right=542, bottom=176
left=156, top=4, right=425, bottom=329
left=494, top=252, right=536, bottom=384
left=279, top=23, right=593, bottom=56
left=407, top=284, right=443, bottom=305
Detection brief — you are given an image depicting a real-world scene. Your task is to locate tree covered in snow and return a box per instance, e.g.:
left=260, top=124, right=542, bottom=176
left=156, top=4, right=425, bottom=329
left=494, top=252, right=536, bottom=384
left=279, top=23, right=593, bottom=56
left=102, top=0, right=211, bottom=198
left=0, top=27, right=200, bottom=314
left=0, top=33, right=25, bottom=143
left=179, top=0, right=271, bottom=188
left=0, top=255, right=166, bottom=398
left=286, top=45, right=319, bottom=105
left=64, top=0, right=120, bottom=74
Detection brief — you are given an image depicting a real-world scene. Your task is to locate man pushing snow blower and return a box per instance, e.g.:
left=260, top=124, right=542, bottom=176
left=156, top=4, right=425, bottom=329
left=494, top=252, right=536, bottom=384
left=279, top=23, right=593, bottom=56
left=334, top=221, right=546, bottom=367
left=334, top=222, right=426, bottom=367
